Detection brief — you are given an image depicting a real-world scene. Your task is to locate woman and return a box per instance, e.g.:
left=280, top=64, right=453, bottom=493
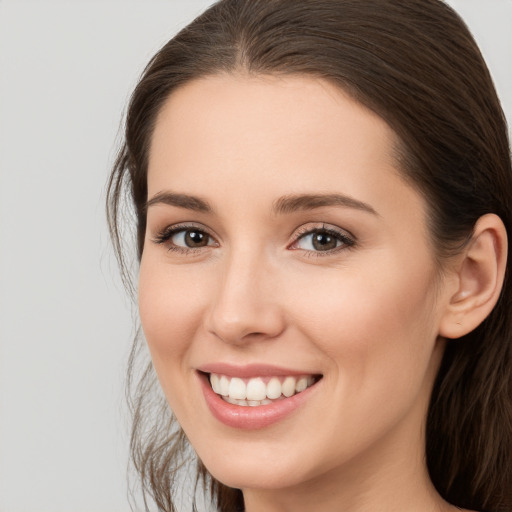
left=107, top=1, right=512, bottom=511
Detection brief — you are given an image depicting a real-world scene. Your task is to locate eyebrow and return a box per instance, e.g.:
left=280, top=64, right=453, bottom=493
left=272, top=193, right=378, bottom=216
left=145, top=191, right=378, bottom=216
left=145, top=191, right=212, bottom=213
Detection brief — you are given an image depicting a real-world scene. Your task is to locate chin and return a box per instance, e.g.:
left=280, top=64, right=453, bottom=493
left=201, top=453, right=310, bottom=491
left=189, top=425, right=337, bottom=493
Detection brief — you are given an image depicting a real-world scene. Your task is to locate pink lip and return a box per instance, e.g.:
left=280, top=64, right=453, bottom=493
left=198, top=362, right=317, bottom=378
left=197, top=371, right=321, bottom=430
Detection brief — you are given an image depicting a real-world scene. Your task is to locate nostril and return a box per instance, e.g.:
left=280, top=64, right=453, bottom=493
left=204, top=277, right=286, bottom=344
left=207, top=321, right=285, bottom=345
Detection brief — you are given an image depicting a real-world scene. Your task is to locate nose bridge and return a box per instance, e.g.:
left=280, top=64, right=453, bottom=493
left=206, top=243, right=284, bottom=344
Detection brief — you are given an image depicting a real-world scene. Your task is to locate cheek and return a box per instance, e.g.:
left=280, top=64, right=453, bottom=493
left=137, top=256, right=215, bottom=422
left=285, top=257, right=441, bottom=390
left=279, top=262, right=442, bottom=462
left=138, top=255, right=207, bottom=363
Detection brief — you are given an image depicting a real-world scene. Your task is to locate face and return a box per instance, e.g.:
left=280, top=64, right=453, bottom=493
left=139, top=74, right=452, bottom=495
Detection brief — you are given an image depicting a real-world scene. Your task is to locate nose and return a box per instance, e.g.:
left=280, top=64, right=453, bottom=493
left=204, top=248, right=286, bottom=345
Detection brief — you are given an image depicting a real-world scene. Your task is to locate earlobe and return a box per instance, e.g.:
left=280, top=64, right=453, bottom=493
left=439, top=214, right=508, bottom=339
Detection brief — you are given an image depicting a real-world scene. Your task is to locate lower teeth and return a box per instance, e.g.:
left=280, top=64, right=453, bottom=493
left=222, top=396, right=276, bottom=406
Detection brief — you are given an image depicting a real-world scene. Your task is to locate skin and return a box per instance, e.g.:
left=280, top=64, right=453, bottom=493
left=139, top=74, right=470, bottom=512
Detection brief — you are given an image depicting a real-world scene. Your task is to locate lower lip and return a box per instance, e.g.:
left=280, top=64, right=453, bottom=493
left=198, top=372, right=320, bottom=430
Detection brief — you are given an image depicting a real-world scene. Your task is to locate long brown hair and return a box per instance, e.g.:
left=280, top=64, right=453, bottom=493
left=107, top=1, right=512, bottom=510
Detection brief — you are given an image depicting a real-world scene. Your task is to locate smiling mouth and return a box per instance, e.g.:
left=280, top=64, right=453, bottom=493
left=207, top=373, right=322, bottom=407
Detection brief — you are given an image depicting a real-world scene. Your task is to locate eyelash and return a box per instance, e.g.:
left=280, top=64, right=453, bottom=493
left=152, top=223, right=217, bottom=255
left=289, top=224, right=356, bottom=256
left=151, top=223, right=356, bottom=257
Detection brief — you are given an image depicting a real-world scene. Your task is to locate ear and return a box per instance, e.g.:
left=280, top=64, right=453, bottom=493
left=439, top=213, right=508, bottom=339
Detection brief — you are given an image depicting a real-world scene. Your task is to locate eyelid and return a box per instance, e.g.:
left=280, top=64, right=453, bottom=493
left=288, top=223, right=356, bottom=254
left=151, top=222, right=219, bottom=252
left=150, top=221, right=355, bottom=256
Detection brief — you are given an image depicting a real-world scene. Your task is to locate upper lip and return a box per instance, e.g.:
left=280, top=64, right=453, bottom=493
left=197, top=362, right=321, bottom=378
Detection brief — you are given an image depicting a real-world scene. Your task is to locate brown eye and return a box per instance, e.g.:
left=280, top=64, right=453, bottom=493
left=293, top=227, right=354, bottom=253
left=172, top=229, right=212, bottom=248
left=311, top=232, right=338, bottom=251
left=184, top=230, right=209, bottom=247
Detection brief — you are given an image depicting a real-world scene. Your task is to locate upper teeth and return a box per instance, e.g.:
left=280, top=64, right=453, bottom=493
left=209, top=373, right=316, bottom=401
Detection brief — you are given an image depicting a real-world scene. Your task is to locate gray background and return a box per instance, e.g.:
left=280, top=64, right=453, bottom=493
left=0, top=1, right=510, bottom=511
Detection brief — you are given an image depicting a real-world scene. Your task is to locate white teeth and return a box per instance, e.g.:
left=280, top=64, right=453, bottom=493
left=225, top=397, right=273, bottom=407
left=266, top=377, right=282, bottom=399
left=246, top=378, right=267, bottom=401
left=282, top=376, right=296, bottom=397
left=228, top=377, right=246, bottom=400
left=219, top=375, right=230, bottom=396
left=295, top=377, right=308, bottom=393
left=210, top=374, right=220, bottom=394
left=209, top=373, right=318, bottom=404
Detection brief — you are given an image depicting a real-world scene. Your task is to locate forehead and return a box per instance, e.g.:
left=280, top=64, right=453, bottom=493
left=148, top=73, right=400, bottom=190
